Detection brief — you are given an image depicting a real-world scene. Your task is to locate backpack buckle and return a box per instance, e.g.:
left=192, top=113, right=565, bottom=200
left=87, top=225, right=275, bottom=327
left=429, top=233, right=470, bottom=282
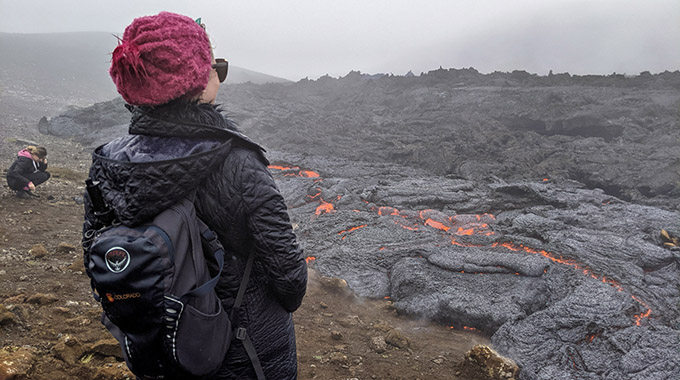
left=235, top=327, right=247, bottom=340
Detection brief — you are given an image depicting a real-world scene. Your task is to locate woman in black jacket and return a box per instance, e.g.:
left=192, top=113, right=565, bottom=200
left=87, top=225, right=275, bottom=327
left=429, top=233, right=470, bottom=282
left=6, top=145, right=50, bottom=198
left=82, top=12, right=307, bottom=379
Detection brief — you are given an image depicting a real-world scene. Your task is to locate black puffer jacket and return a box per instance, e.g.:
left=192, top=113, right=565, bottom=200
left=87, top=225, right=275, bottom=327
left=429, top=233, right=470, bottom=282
left=6, top=151, right=48, bottom=190
left=83, top=102, right=307, bottom=379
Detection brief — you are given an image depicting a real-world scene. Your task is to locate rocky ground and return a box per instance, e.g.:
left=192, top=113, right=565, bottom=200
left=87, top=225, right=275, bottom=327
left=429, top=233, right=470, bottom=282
left=0, top=97, right=504, bottom=379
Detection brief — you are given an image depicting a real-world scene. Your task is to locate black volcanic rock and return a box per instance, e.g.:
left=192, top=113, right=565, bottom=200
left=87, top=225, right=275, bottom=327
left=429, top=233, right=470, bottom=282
left=220, top=70, right=680, bottom=209
left=41, top=69, right=680, bottom=209
left=40, top=98, right=130, bottom=145
left=39, top=68, right=680, bottom=379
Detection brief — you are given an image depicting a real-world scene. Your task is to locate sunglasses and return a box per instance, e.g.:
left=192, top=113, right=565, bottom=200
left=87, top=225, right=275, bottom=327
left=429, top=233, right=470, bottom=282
left=212, top=58, right=228, bottom=83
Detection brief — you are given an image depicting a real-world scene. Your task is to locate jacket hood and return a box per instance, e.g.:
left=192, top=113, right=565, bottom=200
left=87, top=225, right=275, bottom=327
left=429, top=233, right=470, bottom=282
left=89, top=102, right=263, bottom=226
left=18, top=149, right=32, bottom=159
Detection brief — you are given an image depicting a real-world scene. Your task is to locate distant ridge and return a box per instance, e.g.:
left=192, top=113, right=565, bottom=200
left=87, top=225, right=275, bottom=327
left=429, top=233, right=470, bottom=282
left=227, top=65, right=291, bottom=85
left=0, top=32, right=290, bottom=106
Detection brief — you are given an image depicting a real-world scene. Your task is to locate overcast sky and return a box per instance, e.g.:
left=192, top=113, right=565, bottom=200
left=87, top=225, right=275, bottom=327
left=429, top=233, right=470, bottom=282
left=1, top=0, right=678, bottom=81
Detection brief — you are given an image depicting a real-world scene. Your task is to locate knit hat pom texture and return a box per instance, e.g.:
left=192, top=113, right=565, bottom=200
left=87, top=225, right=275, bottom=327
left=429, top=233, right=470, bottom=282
left=110, top=12, right=212, bottom=106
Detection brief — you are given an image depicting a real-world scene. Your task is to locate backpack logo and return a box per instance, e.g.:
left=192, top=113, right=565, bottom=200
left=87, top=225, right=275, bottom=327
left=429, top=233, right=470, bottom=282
left=105, top=292, right=141, bottom=302
left=105, top=247, right=130, bottom=273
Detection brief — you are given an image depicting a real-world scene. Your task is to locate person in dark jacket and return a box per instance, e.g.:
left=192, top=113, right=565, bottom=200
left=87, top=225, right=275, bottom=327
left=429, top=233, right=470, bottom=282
left=82, top=12, right=307, bottom=379
left=6, top=145, right=50, bottom=198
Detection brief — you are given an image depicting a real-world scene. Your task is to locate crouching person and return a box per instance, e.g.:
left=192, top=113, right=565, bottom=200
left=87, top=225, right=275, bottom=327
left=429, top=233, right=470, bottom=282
left=6, top=145, right=50, bottom=198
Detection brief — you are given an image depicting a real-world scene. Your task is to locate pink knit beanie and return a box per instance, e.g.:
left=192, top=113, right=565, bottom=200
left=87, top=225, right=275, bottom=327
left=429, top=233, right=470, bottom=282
left=109, top=12, right=212, bottom=106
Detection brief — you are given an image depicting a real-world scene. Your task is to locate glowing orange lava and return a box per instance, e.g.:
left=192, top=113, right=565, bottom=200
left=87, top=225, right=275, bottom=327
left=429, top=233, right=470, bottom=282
left=372, top=206, right=496, bottom=237
left=268, top=165, right=292, bottom=171
left=338, top=224, right=368, bottom=240
left=449, top=325, right=480, bottom=333
left=378, top=206, right=400, bottom=216
left=585, top=332, right=600, bottom=343
left=268, top=165, right=320, bottom=178
left=395, top=221, right=419, bottom=231
left=315, top=200, right=335, bottom=216
left=425, top=218, right=450, bottom=231
left=339, top=225, right=367, bottom=235
left=631, top=295, right=652, bottom=326
left=456, top=227, right=475, bottom=236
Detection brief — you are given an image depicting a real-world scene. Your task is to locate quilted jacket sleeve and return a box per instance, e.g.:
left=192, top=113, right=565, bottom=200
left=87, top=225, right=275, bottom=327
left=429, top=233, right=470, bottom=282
left=239, top=151, right=307, bottom=312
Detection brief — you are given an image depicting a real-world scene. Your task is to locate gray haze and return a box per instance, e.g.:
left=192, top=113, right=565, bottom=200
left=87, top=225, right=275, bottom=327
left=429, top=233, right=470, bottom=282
left=1, top=0, right=678, bottom=81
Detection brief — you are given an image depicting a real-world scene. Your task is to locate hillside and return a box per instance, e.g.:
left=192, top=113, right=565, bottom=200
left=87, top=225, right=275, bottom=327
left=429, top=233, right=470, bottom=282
left=0, top=32, right=290, bottom=108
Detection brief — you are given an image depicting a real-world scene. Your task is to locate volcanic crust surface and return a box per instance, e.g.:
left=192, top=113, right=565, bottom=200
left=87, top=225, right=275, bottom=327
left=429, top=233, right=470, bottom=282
left=41, top=68, right=680, bottom=380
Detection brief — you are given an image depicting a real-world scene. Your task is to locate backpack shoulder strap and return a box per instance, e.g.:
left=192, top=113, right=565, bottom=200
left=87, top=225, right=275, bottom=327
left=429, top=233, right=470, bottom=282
left=230, top=249, right=254, bottom=321
left=231, top=249, right=265, bottom=380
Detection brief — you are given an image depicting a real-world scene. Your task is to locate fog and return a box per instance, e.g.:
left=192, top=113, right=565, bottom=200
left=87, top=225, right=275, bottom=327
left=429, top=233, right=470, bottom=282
left=1, top=0, right=678, bottom=80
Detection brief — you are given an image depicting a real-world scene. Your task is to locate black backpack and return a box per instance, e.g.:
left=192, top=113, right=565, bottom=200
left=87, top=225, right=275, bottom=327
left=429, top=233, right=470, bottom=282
left=83, top=181, right=264, bottom=379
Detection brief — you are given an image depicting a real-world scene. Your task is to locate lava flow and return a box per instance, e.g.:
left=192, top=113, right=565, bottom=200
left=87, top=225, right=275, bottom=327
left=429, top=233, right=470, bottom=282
left=313, top=192, right=341, bottom=216
left=491, top=241, right=652, bottom=325
left=315, top=198, right=336, bottom=216
left=371, top=204, right=496, bottom=240
left=370, top=204, right=653, bottom=325
left=491, top=242, right=621, bottom=287
left=270, top=163, right=653, bottom=326
left=269, top=164, right=335, bottom=216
